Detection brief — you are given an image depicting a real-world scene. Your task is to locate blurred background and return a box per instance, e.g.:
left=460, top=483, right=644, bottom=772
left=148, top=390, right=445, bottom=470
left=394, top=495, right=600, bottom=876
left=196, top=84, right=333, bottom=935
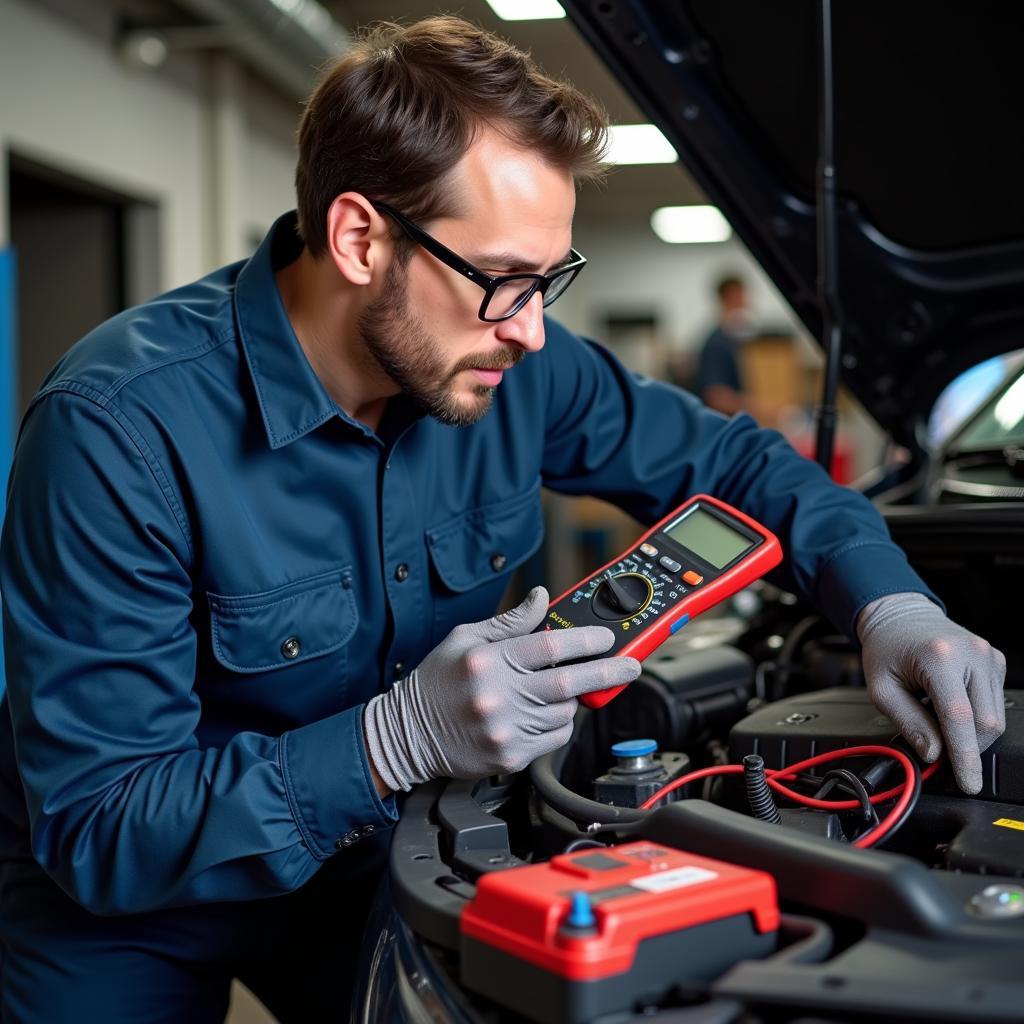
left=0, top=0, right=883, bottom=594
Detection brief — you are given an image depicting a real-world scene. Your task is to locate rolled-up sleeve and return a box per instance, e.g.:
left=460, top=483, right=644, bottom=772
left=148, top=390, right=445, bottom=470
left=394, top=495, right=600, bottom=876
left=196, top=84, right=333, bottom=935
left=539, top=321, right=936, bottom=638
left=1, top=389, right=395, bottom=916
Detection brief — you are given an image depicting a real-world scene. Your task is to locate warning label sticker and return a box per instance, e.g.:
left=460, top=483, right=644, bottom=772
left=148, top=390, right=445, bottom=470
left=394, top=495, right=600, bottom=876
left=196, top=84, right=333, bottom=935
left=630, top=866, right=718, bottom=893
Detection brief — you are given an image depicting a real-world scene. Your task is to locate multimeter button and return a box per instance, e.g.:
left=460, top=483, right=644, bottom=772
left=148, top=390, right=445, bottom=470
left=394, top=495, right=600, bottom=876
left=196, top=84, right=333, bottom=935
left=659, top=556, right=682, bottom=573
left=682, top=570, right=704, bottom=585
left=639, top=543, right=658, bottom=557
left=670, top=613, right=690, bottom=635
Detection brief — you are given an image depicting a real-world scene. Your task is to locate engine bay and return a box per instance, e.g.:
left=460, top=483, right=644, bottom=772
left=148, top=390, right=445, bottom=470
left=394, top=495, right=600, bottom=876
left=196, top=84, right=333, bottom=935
left=375, top=597, right=1024, bottom=1024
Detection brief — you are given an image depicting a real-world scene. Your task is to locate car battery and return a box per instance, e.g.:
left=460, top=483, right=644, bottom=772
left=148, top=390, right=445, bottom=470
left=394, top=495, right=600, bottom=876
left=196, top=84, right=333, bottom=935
left=459, top=841, right=778, bottom=1024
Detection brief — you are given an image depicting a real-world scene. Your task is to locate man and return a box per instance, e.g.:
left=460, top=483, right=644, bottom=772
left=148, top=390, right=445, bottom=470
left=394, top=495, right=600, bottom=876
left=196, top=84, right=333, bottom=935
left=0, top=16, right=1006, bottom=1023
left=696, top=273, right=760, bottom=416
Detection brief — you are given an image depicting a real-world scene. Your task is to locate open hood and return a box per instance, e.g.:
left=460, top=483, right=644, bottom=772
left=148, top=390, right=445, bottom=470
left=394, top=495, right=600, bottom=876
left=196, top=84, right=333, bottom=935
left=563, top=0, right=1024, bottom=447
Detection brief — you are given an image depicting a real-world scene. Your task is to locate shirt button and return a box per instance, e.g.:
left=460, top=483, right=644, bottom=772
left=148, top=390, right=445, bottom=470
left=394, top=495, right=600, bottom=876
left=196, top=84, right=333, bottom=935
left=281, top=636, right=301, bottom=660
left=394, top=563, right=410, bottom=582
left=335, top=831, right=358, bottom=850
left=360, top=825, right=376, bottom=837
left=490, top=553, right=507, bottom=572
left=394, top=662, right=405, bottom=678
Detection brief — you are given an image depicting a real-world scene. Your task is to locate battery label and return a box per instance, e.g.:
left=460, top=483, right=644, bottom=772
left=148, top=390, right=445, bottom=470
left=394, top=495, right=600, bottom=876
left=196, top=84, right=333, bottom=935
left=629, top=866, right=718, bottom=893
left=993, top=817, right=1024, bottom=831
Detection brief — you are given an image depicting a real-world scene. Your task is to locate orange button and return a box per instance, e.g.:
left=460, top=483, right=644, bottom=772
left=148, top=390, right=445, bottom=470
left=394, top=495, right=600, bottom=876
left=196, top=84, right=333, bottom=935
left=682, top=570, right=703, bottom=586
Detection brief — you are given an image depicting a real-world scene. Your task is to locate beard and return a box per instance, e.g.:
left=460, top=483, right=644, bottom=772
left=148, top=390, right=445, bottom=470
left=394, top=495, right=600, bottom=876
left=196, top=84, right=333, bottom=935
left=356, top=260, right=523, bottom=427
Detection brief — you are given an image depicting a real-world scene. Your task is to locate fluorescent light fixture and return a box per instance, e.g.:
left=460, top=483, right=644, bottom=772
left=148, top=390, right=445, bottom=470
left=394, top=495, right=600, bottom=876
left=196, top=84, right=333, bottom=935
left=605, top=124, right=678, bottom=165
left=994, top=373, right=1024, bottom=431
left=651, top=205, right=733, bottom=244
left=267, top=0, right=333, bottom=34
left=484, top=0, right=565, bottom=20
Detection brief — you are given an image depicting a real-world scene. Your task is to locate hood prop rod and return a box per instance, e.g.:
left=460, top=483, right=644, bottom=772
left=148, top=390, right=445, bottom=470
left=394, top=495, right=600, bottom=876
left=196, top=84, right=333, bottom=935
left=814, top=0, right=843, bottom=474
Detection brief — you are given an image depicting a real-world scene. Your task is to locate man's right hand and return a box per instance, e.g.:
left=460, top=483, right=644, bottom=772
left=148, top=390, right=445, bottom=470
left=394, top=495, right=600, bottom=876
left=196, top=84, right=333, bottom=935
left=362, top=586, right=641, bottom=792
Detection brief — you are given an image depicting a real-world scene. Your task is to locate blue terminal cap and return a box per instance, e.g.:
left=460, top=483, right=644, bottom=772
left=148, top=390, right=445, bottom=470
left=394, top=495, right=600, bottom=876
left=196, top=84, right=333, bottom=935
left=566, top=891, right=597, bottom=929
left=611, top=739, right=658, bottom=758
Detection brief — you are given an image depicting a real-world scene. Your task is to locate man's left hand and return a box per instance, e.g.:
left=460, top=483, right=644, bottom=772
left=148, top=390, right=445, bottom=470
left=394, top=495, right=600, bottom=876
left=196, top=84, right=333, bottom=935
left=857, top=592, right=1006, bottom=794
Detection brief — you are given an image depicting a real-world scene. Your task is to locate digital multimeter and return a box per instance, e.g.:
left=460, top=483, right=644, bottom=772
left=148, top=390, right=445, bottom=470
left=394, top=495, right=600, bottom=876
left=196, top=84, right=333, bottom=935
left=541, top=494, right=782, bottom=708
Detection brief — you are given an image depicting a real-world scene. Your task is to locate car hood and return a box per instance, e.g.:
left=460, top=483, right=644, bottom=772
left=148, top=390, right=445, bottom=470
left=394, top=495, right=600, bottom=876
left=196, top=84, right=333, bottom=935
left=563, top=0, right=1024, bottom=447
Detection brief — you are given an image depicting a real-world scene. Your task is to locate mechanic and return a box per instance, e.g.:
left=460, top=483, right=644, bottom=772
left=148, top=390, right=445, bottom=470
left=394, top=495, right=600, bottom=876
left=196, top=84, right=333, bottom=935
left=0, top=15, right=1007, bottom=1023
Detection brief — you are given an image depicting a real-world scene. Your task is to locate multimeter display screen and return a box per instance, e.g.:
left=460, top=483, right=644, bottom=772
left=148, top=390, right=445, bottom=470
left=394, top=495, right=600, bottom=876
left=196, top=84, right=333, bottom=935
left=664, top=507, right=754, bottom=569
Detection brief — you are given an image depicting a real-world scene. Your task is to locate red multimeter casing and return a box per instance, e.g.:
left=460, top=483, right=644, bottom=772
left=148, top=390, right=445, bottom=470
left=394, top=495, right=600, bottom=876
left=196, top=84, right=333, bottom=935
left=541, top=494, right=782, bottom=709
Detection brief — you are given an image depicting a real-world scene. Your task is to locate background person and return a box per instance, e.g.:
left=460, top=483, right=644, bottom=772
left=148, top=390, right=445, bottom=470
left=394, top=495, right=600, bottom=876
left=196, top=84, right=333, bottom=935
left=695, top=273, right=764, bottom=417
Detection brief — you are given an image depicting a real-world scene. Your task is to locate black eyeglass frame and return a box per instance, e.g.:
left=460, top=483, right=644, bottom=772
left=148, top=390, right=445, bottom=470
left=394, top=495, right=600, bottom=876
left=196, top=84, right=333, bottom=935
left=371, top=201, right=586, bottom=323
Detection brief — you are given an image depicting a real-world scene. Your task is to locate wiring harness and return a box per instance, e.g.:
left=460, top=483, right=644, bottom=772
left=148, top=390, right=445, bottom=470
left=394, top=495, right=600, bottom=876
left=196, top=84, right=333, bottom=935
left=637, top=744, right=941, bottom=847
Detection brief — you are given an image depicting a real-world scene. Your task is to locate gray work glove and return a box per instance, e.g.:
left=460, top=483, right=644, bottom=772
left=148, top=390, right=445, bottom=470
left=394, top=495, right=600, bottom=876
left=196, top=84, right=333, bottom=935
left=363, top=586, right=641, bottom=792
left=857, top=592, right=1006, bottom=794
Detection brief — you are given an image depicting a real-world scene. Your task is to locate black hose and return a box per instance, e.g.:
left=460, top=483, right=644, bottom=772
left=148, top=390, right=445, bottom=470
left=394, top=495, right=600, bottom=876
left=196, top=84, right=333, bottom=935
left=562, top=838, right=607, bottom=854
left=816, top=767, right=877, bottom=825
left=529, top=739, right=645, bottom=830
left=868, top=758, right=922, bottom=847
left=743, top=754, right=782, bottom=824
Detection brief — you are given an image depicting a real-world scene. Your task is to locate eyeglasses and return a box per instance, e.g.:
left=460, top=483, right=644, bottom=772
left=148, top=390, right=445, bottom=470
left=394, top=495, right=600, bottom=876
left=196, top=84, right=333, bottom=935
left=371, top=201, right=586, bottom=323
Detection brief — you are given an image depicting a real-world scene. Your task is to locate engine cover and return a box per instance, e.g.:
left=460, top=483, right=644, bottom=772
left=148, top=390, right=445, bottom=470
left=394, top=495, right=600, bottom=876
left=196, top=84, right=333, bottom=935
left=728, top=687, right=1024, bottom=804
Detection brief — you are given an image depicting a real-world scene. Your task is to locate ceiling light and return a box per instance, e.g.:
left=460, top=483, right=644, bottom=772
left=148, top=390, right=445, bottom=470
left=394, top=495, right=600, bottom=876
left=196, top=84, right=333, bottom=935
left=484, top=0, right=565, bottom=20
left=651, top=206, right=733, bottom=244
left=266, top=0, right=333, bottom=34
left=605, top=124, right=678, bottom=165
left=120, top=32, right=170, bottom=69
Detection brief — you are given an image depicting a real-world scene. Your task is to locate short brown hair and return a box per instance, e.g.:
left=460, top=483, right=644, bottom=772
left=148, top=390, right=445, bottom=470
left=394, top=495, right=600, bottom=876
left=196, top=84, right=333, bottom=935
left=295, top=16, right=609, bottom=258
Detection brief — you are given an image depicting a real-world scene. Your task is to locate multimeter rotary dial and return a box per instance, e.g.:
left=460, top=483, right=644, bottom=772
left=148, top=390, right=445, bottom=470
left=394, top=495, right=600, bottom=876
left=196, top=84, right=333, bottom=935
left=590, top=572, right=654, bottom=620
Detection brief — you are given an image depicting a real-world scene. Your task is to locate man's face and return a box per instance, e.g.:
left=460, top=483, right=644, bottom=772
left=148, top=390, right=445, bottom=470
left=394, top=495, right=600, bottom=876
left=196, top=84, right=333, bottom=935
left=357, top=257, right=525, bottom=427
left=360, top=129, right=577, bottom=427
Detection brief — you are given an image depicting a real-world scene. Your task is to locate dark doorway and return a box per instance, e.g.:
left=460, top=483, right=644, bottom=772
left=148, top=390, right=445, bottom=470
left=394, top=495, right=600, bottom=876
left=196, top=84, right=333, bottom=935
left=7, top=153, right=160, bottom=414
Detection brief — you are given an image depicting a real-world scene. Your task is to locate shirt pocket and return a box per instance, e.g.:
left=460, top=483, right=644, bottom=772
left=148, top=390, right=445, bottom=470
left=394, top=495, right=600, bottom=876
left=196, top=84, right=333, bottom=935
left=207, top=566, right=358, bottom=674
left=425, top=482, right=545, bottom=645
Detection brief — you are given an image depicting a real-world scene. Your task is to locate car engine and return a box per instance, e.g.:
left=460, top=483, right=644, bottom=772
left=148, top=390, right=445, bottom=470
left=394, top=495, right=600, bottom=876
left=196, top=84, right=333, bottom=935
left=362, top=593, right=1024, bottom=1024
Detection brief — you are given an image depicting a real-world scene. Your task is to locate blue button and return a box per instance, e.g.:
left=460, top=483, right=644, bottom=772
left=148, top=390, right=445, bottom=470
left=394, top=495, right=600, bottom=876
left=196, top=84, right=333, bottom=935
left=670, top=613, right=691, bottom=635
left=566, top=891, right=596, bottom=929
left=611, top=739, right=658, bottom=758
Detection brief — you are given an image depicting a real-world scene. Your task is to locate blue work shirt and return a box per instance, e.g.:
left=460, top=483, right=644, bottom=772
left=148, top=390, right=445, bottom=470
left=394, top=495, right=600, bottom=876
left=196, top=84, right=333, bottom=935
left=0, top=211, right=933, bottom=919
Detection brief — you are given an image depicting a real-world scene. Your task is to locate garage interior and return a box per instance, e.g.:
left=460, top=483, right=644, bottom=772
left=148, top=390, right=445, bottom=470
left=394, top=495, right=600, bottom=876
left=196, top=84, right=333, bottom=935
left=1, top=2, right=1022, bottom=1023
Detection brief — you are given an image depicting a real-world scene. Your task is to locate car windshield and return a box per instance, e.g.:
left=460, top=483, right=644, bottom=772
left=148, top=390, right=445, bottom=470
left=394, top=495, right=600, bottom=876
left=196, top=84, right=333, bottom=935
left=949, top=362, right=1024, bottom=451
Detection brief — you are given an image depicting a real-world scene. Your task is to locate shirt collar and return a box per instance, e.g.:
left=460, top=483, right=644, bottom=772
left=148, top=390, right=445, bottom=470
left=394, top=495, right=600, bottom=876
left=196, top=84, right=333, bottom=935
left=235, top=211, right=358, bottom=449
